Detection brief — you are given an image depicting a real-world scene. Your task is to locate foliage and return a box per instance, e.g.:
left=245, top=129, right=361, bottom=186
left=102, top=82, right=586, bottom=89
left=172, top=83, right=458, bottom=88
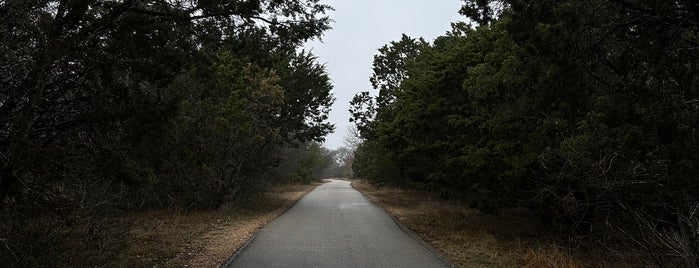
left=0, top=0, right=334, bottom=265
left=349, top=34, right=427, bottom=139
left=352, top=0, right=699, bottom=265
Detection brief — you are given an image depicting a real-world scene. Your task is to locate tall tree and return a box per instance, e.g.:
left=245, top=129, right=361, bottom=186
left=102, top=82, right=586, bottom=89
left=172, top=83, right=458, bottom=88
left=0, top=0, right=335, bottom=264
left=349, top=34, right=426, bottom=139
left=0, top=0, right=333, bottom=207
left=352, top=0, right=699, bottom=265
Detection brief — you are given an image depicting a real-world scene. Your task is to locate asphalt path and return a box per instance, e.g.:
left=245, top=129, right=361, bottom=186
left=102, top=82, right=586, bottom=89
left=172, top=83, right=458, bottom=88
left=223, top=179, right=449, bottom=268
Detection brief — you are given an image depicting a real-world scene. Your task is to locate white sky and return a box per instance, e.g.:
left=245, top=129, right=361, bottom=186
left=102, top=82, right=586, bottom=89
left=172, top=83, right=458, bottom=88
left=304, top=0, right=466, bottom=149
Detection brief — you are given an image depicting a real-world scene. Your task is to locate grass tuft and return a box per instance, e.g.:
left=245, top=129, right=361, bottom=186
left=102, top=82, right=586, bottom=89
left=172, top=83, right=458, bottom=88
left=521, top=245, right=582, bottom=268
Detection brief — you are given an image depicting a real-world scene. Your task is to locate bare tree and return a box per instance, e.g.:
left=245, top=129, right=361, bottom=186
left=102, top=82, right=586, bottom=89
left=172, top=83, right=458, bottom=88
left=342, top=125, right=362, bottom=150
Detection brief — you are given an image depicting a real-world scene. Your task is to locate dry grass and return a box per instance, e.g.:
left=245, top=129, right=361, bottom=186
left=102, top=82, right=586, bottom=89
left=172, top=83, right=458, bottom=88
left=351, top=180, right=629, bottom=268
left=522, top=246, right=583, bottom=268
left=43, top=183, right=318, bottom=267
left=179, top=183, right=317, bottom=267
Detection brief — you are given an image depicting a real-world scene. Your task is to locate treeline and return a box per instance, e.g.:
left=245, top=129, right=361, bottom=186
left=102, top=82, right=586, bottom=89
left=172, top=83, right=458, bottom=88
left=351, top=0, right=698, bottom=266
left=0, top=0, right=335, bottom=265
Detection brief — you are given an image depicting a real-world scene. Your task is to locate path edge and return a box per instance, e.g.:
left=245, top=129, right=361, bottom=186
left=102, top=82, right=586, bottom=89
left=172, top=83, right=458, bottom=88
left=350, top=180, right=455, bottom=268
left=219, top=181, right=325, bottom=268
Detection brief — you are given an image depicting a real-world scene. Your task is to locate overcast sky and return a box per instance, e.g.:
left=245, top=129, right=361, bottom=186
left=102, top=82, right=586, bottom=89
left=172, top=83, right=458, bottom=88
left=304, top=0, right=466, bottom=149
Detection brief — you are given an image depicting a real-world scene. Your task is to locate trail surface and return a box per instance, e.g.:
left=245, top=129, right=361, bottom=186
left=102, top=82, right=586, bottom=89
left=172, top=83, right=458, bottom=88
left=224, top=179, right=448, bottom=268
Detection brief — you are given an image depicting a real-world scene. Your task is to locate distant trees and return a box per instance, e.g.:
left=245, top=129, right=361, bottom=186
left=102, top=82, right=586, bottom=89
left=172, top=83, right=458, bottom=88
left=0, top=0, right=334, bottom=265
left=352, top=0, right=699, bottom=265
left=312, top=145, right=355, bottom=180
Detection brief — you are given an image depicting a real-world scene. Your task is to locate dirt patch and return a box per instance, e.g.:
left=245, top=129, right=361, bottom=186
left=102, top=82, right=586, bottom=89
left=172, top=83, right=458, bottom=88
left=351, top=180, right=633, bottom=268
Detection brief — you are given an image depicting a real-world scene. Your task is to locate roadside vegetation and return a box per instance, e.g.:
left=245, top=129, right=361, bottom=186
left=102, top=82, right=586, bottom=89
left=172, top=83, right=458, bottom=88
left=350, top=1, right=698, bottom=267
left=353, top=180, right=636, bottom=267
left=0, top=0, right=344, bottom=266
left=14, top=183, right=316, bottom=268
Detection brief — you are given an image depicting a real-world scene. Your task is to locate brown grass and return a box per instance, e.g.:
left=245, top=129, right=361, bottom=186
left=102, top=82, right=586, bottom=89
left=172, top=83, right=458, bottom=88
left=44, top=183, right=318, bottom=267
left=351, top=180, right=632, bottom=268
left=180, top=184, right=317, bottom=267
left=522, top=246, right=583, bottom=268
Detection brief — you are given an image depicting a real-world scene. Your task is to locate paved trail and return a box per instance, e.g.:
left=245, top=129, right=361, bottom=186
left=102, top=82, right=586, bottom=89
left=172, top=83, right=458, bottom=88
left=224, top=179, right=449, bottom=268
